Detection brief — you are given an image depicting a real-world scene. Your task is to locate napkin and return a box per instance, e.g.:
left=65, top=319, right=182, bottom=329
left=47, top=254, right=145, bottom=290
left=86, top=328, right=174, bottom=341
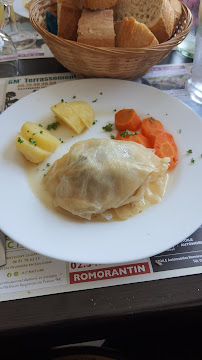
left=46, top=11, right=57, bottom=36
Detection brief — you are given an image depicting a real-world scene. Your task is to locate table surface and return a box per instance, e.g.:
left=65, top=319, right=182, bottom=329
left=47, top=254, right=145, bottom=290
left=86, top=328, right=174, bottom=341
left=1, top=50, right=202, bottom=356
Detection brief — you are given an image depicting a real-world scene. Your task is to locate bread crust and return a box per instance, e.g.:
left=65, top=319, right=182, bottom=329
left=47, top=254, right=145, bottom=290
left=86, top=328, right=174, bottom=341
left=57, top=0, right=81, bottom=40
left=115, top=17, right=159, bottom=48
left=169, top=0, right=182, bottom=33
left=148, top=0, right=175, bottom=42
left=113, top=0, right=175, bottom=43
left=75, top=0, right=118, bottom=10
left=77, top=9, right=115, bottom=47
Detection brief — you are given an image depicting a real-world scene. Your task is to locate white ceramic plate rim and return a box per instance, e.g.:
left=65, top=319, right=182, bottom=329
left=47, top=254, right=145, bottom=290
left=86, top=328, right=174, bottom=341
left=0, top=78, right=202, bottom=264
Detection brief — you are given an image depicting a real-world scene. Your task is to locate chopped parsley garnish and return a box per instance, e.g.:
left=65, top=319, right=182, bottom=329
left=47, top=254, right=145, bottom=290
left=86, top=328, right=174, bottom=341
left=46, top=163, right=50, bottom=167
left=73, top=96, right=76, bottom=99
left=178, top=129, right=182, bottom=134
left=39, top=124, right=42, bottom=127
left=191, top=158, right=195, bottom=163
left=92, top=120, right=98, bottom=125
left=187, top=149, right=193, bottom=154
left=149, top=117, right=155, bottom=123
left=92, top=99, right=98, bottom=103
left=111, top=135, right=115, bottom=139
left=32, top=132, right=36, bottom=135
left=114, top=109, right=117, bottom=112
left=61, top=99, right=64, bottom=103
left=102, top=123, right=113, bottom=132
left=27, top=130, right=29, bottom=133
left=59, top=138, right=64, bottom=143
left=29, top=138, right=37, bottom=144
left=120, top=129, right=137, bottom=137
left=17, top=137, right=24, bottom=144
left=100, top=92, right=103, bottom=95
left=46, top=121, right=60, bottom=130
left=40, top=131, right=43, bottom=134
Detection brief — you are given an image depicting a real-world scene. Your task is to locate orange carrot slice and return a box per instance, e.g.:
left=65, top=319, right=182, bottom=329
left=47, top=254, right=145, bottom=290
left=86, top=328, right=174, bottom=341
left=115, top=109, right=142, bottom=132
left=148, top=130, right=164, bottom=147
left=153, top=131, right=178, bottom=170
left=116, top=130, right=151, bottom=148
left=141, top=117, right=164, bottom=139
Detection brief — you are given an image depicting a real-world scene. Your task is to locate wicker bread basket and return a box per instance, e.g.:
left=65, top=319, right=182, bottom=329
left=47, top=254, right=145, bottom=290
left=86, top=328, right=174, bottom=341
left=30, top=1, right=193, bottom=80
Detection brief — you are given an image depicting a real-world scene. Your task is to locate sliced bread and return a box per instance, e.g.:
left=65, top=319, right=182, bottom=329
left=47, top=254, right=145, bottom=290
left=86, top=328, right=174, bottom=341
left=115, top=17, right=159, bottom=48
left=75, top=0, right=118, bottom=10
left=113, top=0, right=175, bottom=43
left=169, top=0, right=182, bottom=33
left=77, top=9, right=115, bottom=47
left=57, top=0, right=81, bottom=40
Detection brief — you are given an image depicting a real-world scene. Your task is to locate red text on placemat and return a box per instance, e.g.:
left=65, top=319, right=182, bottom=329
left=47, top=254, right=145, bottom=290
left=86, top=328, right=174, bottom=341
left=69, top=262, right=150, bottom=284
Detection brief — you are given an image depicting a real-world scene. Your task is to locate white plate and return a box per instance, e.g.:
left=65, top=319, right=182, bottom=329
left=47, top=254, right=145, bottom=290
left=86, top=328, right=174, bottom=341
left=0, top=79, right=202, bottom=264
left=14, top=0, right=29, bottom=18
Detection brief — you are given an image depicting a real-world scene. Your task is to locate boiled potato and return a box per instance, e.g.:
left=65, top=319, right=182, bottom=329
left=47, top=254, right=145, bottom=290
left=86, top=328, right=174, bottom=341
left=50, top=101, right=95, bottom=134
left=16, top=133, right=51, bottom=164
left=21, top=122, right=60, bottom=152
left=67, top=101, right=95, bottom=128
left=51, top=103, right=86, bottom=134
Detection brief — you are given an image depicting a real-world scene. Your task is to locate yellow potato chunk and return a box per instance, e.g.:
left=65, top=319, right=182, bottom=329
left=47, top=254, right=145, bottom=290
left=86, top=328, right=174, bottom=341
left=21, top=121, right=60, bottom=152
left=16, top=133, right=51, bottom=164
left=67, top=101, right=95, bottom=128
left=50, top=101, right=95, bottom=134
left=51, top=103, right=86, bottom=134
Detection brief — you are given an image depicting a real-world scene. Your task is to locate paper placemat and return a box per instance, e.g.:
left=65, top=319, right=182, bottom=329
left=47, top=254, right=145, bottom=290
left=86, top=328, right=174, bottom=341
left=0, top=63, right=202, bottom=302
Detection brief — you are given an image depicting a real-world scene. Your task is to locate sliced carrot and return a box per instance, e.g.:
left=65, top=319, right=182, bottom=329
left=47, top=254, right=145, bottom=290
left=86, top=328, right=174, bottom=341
left=132, top=133, right=151, bottom=148
left=141, top=117, right=164, bottom=139
left=115, top=109, right=142, bottom=132
left=115, top=130, right=135, bottom=141
left=148, top=130, right=165, bottom=147
left=116, top=130, right=151, bottom=148
left=153, top=131, right=178, bottom=170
